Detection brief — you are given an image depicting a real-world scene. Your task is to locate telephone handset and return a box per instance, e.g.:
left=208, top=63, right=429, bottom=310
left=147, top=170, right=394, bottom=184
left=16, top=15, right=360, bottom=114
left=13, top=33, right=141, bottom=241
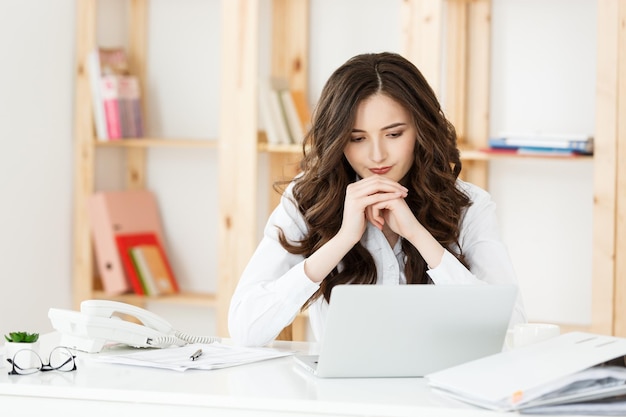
left=48, top=300, right=221, bottom=353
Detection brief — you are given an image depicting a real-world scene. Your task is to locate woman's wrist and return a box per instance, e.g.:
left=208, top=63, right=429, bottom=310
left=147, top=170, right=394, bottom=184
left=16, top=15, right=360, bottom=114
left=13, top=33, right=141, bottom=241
left=304, top=231, right=356, bottom=283
left=405, top=222, right=445, bottom=269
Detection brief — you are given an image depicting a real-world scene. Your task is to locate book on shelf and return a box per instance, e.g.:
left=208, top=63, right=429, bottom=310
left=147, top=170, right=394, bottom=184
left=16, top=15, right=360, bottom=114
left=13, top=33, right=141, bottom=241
left=279, top=89, right=307, bottom=143
left=86, top=50, right=108, bottom=141
left=98, top=47, right=129, bottom=76
left=482, top=147, right=584, bottom=157
left=116, top=233, right=179, bottom=296
left=130, top=243, right=178, bottom=295
left=426, top=332, right=626, bottom=414
left=117, top=75, right=144, bottom=138
left=86, top=47, right=130, bottom=141
left=100, top=74, right=122, bottom=140
left=116, top=233, right=148, bottom=294
left=87, top=190, right=168, bottom=295
left=259, top=77, right=291, bottom=145
left=86, top=46, right=144, bottom=141
left=258, top=79, right=283, bottom=146
left=259, top=76, right=312, bottom=146
left=489, top=133, right=594, bottom=155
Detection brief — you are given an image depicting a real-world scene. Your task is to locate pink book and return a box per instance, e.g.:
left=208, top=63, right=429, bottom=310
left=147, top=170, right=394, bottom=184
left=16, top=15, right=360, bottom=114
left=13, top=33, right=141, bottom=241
left=101, top=75, right=122, bottom=140
left=117, top=75, right=144, bottom=138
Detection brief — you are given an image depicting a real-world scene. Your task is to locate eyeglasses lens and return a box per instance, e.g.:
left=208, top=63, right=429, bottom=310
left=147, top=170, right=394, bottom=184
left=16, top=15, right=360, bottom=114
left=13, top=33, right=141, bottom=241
left=11, top=350, right=43, bottom=375
left=48, top=347, right=75, bottom=372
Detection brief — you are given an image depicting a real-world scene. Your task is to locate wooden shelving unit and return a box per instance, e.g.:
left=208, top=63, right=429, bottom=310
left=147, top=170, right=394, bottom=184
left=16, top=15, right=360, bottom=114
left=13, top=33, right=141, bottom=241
left=73, top=0, right=626, bottom=340
left=72, top=0, right=225, bottom=329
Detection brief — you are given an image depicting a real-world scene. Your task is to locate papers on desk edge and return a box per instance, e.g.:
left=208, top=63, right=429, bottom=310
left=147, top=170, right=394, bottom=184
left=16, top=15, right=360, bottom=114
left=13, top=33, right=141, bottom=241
left=425, top=332, right=626, bottom=415
left=92, top=343, right=294, bottom=372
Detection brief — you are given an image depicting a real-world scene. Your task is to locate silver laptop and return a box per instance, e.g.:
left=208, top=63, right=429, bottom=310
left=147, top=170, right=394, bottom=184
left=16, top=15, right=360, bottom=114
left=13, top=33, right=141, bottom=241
left=294, top=284, right=517, bottom=378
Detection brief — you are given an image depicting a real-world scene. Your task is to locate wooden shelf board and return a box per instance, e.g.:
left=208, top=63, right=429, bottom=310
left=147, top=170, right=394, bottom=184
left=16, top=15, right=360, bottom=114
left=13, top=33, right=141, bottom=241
left=257, top=142, right=304, bottom=153
left=96, top=139, right=218, bottom=148
left=459, top=148, right=489, bottom=161
left=256, top=144, right=591, bottom=162
left=91, top=291, right=217, bottom=307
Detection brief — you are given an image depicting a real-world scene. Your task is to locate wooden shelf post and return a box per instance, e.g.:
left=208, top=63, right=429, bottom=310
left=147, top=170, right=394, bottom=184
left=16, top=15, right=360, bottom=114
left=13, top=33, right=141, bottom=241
left=125, top=0, right=148, bottom=190
left=218, top=0, right=261, bottom=337
left=268, top=0, right=310, bottom=341
left=593, top=0, right=626, bottom=337
left=72, top=0, right=98, bottom=309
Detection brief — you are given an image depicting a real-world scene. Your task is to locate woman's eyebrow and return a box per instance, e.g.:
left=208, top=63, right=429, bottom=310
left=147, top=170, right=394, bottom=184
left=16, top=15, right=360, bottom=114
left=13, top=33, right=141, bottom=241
left=381, top=122, right=407, bottom=130
left=351, top=122, right=407, bottom=133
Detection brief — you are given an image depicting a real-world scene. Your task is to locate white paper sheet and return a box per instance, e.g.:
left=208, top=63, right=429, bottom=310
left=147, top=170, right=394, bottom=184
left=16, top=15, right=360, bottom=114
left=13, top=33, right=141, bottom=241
left=92, top=343, right=294, bottom=372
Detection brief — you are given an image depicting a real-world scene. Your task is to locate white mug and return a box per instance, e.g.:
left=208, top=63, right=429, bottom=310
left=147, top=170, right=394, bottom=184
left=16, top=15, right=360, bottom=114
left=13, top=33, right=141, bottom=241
left=506, top=323, right=560, bottom=349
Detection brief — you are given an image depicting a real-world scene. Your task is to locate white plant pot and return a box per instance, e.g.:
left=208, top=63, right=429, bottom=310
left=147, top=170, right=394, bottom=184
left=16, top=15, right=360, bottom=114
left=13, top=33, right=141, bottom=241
left=3, top=341, right=41, bottom=369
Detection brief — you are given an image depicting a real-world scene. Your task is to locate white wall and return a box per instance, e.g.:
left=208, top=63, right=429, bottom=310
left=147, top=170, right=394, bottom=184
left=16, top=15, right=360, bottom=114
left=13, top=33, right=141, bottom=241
left=489, top=0, right=596, bottom=325
left=0, top=0, right=597, bottom=340
left=0, top=0, right=75, bottom=337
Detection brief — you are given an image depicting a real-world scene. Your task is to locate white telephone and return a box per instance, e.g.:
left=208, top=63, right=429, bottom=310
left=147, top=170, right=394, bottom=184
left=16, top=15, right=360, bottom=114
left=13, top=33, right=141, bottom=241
left=48, top=300, right=221, bottom=353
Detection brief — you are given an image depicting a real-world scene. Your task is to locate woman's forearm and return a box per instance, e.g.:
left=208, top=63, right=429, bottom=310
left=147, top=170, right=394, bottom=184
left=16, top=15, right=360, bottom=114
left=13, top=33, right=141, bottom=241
left=303, top=230, right=357, bottom=283
left=404, top=220, right=445, bottom=269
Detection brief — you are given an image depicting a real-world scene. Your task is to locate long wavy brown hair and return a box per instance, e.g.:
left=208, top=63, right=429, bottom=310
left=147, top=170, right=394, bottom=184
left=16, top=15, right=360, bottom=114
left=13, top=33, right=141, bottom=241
left=276, top=52, right=471, bottom=308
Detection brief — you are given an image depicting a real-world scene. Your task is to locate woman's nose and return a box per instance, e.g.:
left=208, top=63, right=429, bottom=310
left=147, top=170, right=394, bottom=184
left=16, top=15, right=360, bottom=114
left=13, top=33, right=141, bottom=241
left=370, top=140, right=386, bottom=162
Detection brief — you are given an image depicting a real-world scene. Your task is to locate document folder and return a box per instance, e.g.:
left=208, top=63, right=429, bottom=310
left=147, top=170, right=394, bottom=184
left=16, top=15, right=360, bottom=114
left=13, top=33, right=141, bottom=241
left=88, top=190, right=166, bottom=295
left=425, top=332, right=626, bottom=413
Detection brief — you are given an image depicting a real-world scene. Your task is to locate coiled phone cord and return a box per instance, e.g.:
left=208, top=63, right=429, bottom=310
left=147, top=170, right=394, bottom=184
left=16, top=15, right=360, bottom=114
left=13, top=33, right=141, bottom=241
left=175, top=330, right=222, bottom=345
left=148, top=331, right=222, bottom=348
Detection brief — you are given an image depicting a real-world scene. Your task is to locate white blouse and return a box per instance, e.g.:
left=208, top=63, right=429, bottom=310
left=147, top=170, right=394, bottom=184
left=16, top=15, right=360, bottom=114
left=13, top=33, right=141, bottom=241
left=228, top=179, right=527, bottom=346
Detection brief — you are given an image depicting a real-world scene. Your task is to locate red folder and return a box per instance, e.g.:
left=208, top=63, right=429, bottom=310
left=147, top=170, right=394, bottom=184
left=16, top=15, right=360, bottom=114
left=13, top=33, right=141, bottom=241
left=115, top=232, right=179, bottom=295
left=87, top=190, right=166, bottom=295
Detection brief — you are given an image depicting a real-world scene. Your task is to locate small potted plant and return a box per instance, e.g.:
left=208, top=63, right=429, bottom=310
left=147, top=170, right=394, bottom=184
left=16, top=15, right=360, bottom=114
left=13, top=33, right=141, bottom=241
left=4, top=332, right=40, bottom=368
left=5, top=332, right=39, bottom=344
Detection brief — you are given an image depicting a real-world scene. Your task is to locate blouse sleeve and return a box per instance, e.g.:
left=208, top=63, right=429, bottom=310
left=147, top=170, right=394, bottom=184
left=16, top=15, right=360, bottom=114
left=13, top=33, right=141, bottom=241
left=426, top=181, right=527, bottom=327
left=228, top=184, right=320, bottom=346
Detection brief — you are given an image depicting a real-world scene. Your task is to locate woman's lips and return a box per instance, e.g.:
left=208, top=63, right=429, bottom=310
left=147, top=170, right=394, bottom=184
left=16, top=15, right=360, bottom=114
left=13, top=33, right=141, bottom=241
left=370, top=166, right=392, bottom=175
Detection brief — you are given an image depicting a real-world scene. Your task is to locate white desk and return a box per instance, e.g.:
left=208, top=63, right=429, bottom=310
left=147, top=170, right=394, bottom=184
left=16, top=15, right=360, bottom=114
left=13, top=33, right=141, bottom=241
left=0, top=333, right=582, bottom=417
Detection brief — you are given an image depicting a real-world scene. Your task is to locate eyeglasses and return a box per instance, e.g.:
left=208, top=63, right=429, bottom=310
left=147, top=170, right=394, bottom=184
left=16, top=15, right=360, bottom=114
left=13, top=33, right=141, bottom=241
left=6, top=346, right=77, bottom=375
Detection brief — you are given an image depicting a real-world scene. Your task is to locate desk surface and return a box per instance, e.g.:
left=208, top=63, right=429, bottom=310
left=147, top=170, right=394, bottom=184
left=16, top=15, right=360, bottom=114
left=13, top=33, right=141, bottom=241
left=0, top=333, right=575, bottom=417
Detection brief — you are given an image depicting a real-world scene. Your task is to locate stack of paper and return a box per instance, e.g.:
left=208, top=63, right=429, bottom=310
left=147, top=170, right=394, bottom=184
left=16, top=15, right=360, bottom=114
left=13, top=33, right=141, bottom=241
left=93, top=343, right=294, bottom=372
left=426, top=332, right=626, bottom=415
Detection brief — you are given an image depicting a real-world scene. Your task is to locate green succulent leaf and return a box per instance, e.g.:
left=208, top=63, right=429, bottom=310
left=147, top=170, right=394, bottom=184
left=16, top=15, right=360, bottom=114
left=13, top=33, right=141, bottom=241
left=4, top=331, right=39, bottom=343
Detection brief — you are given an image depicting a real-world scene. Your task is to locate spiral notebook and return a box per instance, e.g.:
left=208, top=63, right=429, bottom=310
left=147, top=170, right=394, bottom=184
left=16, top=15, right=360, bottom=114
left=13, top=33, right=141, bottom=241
left=294, top=284, right=517, bottom=378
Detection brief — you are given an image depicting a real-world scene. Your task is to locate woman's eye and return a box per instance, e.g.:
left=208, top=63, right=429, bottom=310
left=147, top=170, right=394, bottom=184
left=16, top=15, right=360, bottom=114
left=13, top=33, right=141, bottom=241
left=387, top=131, right=403, bottom=138
left=350, top=136, right=365, bottom=142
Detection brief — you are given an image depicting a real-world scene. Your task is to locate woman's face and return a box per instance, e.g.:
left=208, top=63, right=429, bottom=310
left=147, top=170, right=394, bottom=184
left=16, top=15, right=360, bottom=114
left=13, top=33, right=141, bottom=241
left=344, top=93, right=416, bottom=183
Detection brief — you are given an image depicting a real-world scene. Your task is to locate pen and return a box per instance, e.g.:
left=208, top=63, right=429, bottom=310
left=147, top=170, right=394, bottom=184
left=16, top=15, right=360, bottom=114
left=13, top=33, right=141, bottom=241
left=189, top=349, right=203, bottom=361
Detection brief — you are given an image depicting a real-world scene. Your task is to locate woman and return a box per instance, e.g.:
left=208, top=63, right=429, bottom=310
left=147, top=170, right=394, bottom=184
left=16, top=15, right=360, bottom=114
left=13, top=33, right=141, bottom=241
left=229, top=52, right=526, bottom=346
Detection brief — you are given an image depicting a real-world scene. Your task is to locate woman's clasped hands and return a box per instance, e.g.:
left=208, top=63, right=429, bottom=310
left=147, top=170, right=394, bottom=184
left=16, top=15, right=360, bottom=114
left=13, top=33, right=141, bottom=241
left=341, top=175, right=415, bottom=243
